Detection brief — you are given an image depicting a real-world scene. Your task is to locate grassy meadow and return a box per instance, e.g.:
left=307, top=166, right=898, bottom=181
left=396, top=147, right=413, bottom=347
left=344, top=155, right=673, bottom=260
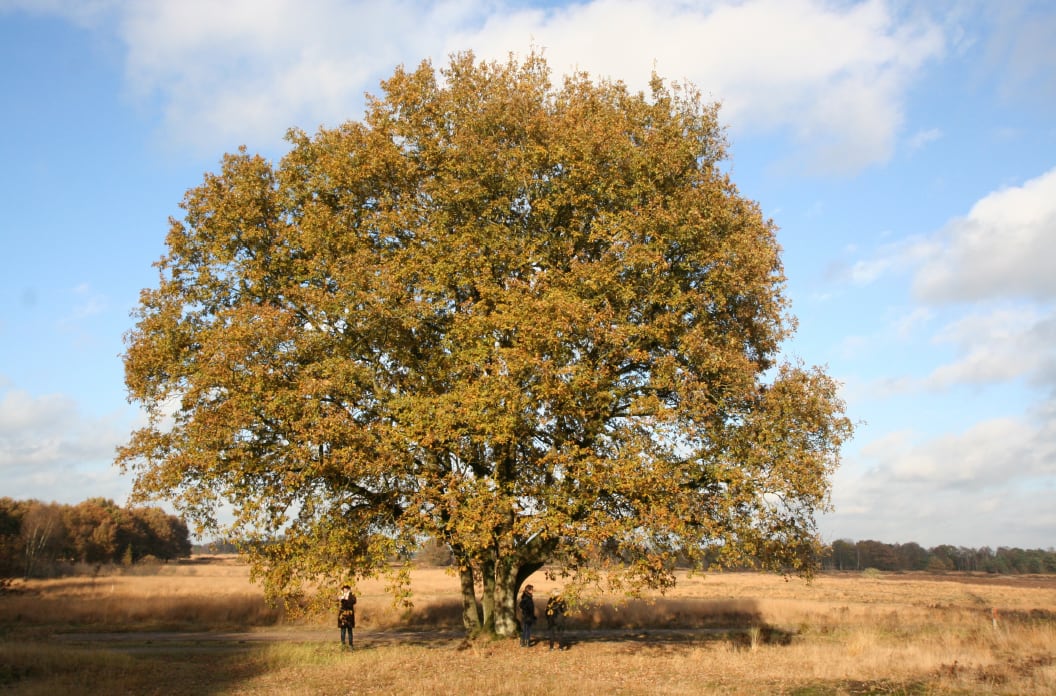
left=2, top=556, right=1055, bottom=695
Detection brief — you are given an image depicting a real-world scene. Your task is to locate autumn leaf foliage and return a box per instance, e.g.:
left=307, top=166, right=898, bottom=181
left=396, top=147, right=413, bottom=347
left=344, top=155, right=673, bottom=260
left=119, top=52, right=852, bottom=636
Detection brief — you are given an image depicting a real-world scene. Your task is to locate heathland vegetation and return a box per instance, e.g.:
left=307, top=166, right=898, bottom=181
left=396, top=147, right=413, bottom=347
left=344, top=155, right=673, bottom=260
left=1, top=555, right=1054, bottom=694
left=2, top=496, right=1052, bottom=692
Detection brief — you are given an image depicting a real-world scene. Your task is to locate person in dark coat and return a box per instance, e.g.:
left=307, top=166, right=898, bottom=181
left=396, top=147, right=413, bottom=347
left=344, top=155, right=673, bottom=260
left=338, top=584, right=356, bottom=648
left=545, top=594, right=568, bottom=650
left=518, top=584, right=536, bottom=647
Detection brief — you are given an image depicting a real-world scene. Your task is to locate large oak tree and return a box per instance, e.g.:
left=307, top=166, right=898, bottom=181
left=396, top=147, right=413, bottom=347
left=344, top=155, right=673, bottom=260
left=119, top=52, right=852, bottom=636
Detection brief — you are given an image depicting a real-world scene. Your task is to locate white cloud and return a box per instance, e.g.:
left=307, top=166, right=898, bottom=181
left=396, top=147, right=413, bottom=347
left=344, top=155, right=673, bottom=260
left=9, top=0, right=944, bottom=171
left=868, top=168, right=1056, bottom=397
left=880, top=417, right=1052, bottom=489
left=847, top=302, right=1056, bottom=398
left=848, top=255, right=900, bottom=286
left=459, top=0, right=944, bottom=174
left=824, top=405, right=1056, bottom=547
left=843, top=167, right=1056, bottom=398
left=914, top=167, right=1056, bottom=303
left=926, top=305, right=1056, bottom=389
left=0, top=388, right=132, bottom=503
left=828, top=168, right=1056, bottom=543
left=117, top=0, right=478, bottom=153
left=823, top=473, right=1056, bottom=548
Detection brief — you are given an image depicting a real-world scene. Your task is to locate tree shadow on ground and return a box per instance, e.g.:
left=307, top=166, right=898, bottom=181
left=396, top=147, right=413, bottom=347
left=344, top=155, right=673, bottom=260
left=392, top=596, right=794, bottom=651
left=9, top=597, right=794, bottom=694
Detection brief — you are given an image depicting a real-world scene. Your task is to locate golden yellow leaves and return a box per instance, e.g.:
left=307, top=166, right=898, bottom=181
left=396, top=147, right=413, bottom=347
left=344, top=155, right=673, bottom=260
left=120, top=51, right=852, bottom=612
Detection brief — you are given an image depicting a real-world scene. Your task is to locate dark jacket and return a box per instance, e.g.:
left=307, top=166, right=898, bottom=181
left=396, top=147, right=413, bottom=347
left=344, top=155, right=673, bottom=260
left=338, top=592, right=356, bottom=628
left=519, top=591, right=536, bottom=624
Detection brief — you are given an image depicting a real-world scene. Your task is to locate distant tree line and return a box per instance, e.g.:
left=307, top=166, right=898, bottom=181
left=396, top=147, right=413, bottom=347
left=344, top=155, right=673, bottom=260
left=0, top=497, right=191, bottom=581
left=191, top=539, right=240, bottom=555
left=823, top=539, right=1056, bottom=574
left=405, top=536, right=1056, bottom=575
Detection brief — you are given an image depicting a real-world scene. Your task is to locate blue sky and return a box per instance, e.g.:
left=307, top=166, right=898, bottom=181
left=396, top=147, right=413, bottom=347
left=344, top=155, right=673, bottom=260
left=1, top=0, right=1054, bottom=550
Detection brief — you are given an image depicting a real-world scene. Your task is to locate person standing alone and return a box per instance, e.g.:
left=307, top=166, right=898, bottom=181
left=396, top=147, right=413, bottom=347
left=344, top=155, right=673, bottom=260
left=338, top=584, right=356, bottom=649
left=519, top=584, right=536, bottom=647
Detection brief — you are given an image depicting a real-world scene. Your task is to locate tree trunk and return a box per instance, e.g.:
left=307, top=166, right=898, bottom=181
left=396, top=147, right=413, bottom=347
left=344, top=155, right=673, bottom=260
left=485, top=558, right=548, bottom=638
left=454, top=548, right=549, bottom=638
left=458, top=562, right=482, bottom=633
left=480, top=556, right=496, bottom=634
left=492, top=558, right=519, bottom=637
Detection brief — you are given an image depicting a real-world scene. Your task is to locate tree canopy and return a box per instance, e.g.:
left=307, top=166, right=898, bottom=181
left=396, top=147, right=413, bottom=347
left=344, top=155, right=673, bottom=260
left=119, top=51, right=852, bottom=636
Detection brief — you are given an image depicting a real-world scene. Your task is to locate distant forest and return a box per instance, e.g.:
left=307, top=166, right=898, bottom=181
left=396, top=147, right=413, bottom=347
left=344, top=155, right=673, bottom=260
left=0, top=497, right=191, bottom=581
left=822, top=539, right=1056, bottom=574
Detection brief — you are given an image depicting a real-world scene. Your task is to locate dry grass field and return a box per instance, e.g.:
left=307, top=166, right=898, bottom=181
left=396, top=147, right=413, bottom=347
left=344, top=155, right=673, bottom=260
left=2, top=556, right=1055, bottom=695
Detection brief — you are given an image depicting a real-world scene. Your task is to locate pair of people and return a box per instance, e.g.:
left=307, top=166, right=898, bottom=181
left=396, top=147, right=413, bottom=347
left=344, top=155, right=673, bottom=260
left=519, top=585, right=568, bottom=650
left=340, top=582, right=562, bottom=650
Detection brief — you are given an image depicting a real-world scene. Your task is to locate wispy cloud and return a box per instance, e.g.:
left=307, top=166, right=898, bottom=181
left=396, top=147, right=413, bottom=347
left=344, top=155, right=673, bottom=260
left=844, top=235, right=938, bottom=286
left=978, top=1, right=1056, bottom=105
left=907, top=127, right=942, bottom=151
left=892, top=306, right=934, bottom=339
left=70, top=283, right=107, bottom=319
